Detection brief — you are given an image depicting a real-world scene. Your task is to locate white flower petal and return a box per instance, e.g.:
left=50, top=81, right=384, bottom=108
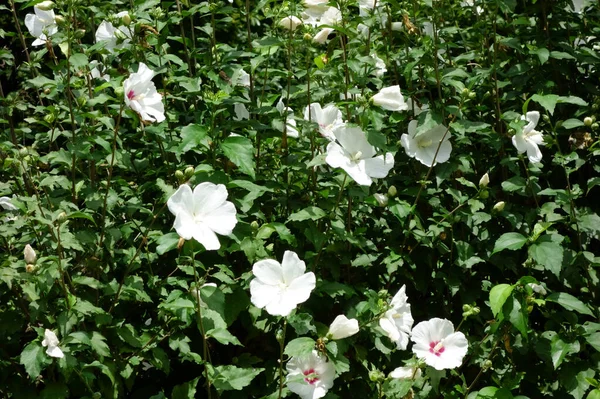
left=282, top=250, right=307, bottom=283
left=363, top=153, right=394, bottom=179
left=252, top=259, right=284, bottom=285
left=328, top=315, right=359, bottom=340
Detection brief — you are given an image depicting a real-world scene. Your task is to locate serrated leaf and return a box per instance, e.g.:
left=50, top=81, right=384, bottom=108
left=287, top=206, right=327, bottom=222
left=20, top=342, right=47, bottom=379
left=492, top=233, right=528, bottom=254
left=284, top=337, right=316, bottom=357
left=171, top=377, right=199, bottom=399
left=206, top=328, right=242, bottom=346
left=528, top=240, right=563, bottom=277
left=489, top=284, right=514, bottom=317
left=209, top=365, right=264, bottom=391
left=532, top=94, right=560, bottom=115
left=221, top=136, right=256, bottom=179
left=178, top=124, right=209, bottom=154
left=547, top=292, right=594, bottom=316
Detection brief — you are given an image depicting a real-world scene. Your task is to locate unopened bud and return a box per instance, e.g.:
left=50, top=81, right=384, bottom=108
left=479, top=172, right=489, bottom=188
left=26, top=264, right=37, bottom=273
left=77, top=96, right=87, bottom=107
left=584, top=117, right=593, bottom=127
left=54, top=15, right=66, bottom=26
left=303, top=33, right=312, bottom=41
left=592, top=122, right=599, bottom=131
left=508, top=128, right=516, bottom=136
left=24, top=244, right=37, bottom=264
left=36, top=1, right=55, bottom=11
left=493, top=201, right=505, bottom=212
left=374, top=193, right=388, bottom=207
left=461, top=88, right=470, bottom=97
left=114, top=87, right=124, bottom=98
left=44, top=114, right=55, bottom=124
left=121, top=12, right=132, bottom=25
left=184, top=166, right=195, bottom=179
left=542, top=114, right=550, bottom=123
left=175, top=170, right=184, bottom=181
left=468, top=91, right=476, bottom=100
left=369, top=369, right=385, bottom=382
left=56, top=211, right=67, bottom=223
left=250, top=221, right=259, bottom=231
left=387, top=185, right=397, bottom=197
left=462, top=304, right=471, bottom=312
left=74, top=29, right=86, bottom=39
left=177, top=237, right=186, bottom=250
left=480, top=190, right=489, bottom=199
left=482, top=360, right=493, bottom=370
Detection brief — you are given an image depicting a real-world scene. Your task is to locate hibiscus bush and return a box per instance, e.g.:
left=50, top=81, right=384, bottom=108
left=1, top=0, right=600, bottom=397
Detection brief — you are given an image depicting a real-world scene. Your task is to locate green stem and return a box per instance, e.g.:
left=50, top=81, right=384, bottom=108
left=191, top=244, right=212, bottom=399
left=277, top=319, right=287, bottom=399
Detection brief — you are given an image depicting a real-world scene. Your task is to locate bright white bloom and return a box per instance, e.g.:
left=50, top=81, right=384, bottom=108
left=391, top=21, right=403, bottom=31
left=401, top=120, right=452, bottom=167
left=167, top=183, right=237, bottom=251
left=493, top=201, right=505, bottom=212
left=326, top=125, right=394, bottom=186
left=123, top=63, right=165, bottom=123
left=479, top=172, right=489, bottom=188
left=379, top=285, right=414, bottom=350
left=191, top=283, right=218, bottom=307
left=327, top=315, right=359, bottom=340
left=236, top=69, right=251, bottom=87
left=570, top=0, right=592, bottom=13
left=0, top=196, right=17, bottom=211
left=286, top=350, right=335, bottom=399
left=234, top=103, right=249, bottom=121
left=276, top=98, right=299, bottom=138
left=279, top=16, right=303, bottom=31
left=24, top=244, right=37, bottom=264
left=389, top=366, right=422, bottom=379
left=512, top=111, right=544, bottom=163
left=95, top=12, right=132, bottom=53
left=312, top=7, right=342, bottom=44
left=370, top=53, right=387, bottom=77
left=528, top=283, right=547, bottom=296
left=89, top=60, right=110, bottom=82
left=359, top=0, right=383, bottom=16
left=411, top=318, right=468, bottom=370
left=250, top=250, right=316, bottom=317
left=372, top=85, right=408, bottom=111
left=406, top=98, right=429, bottom=116
left=374, top=193, right=388, bottom=207
left=42, top=329, right=64, bottom=358
left=303, top=103, right=344, bottom=141
left=25, top=6, right=58, bottom=46
left=304, top=0, right=328, bottom=6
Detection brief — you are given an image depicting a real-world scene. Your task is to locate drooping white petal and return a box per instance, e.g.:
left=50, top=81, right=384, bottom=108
left=328, top=315, right=359, bottom=339
left=363, top=153, right=394, bottom=179
left=191, top=222, right=221, bottom=250
left=390, top=366, right=421, bottom=379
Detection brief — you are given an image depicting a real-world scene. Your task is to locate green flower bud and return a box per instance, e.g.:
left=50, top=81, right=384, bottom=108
left=74, top=29, right=86, bottom=39
left=250, top=221, right=259, bottom=231
left=77, top=96, right=87, bottom=107
left=175, top=170, right=184, bottom=181
left=542, top=114, right=550, bottom=123
left=479, top=190, right=489, bottom=199
left=121, top=12, right=132, bottom=25
left=387, top=185, right=397, bottom=197
left=184, top=166, right=195, bottom=179
left=462, top=304, right=471, bottom=312
left=44, top=113, right=55, bottom=124
left=36, top=1, right=55, bottom=11
left=54, top=15, right=66, bottom=26
left=468, top=91, right=476, bottom=100
left=584, top=117, right=593, bottom=127
left=374, top=193, right=388, bottom=207
left=461, top=88, right=470, bottom=97
left=508, top=128, right=516, bottom=136
left=593, top=123, right=599, bottom=131
left=482, top=360, right=493, bottom=370
left=592, top=103, right=599, bottom=111
left=56, top=211, right=67, bottom=224
left=368, top=369, right=385, bottom=382
left=114, top=87, right=124, bottom=98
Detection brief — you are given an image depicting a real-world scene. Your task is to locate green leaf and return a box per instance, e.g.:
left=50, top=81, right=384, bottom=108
left=209, top=365, right=264, bottom=391
left=155, top=232, right=181, bottom=255
left=587, top=389, right=600, bottom=399
left=546, top=292, right=594, bottom=316
left=549, top=333, right=569, bottom=369
left=284, top=337, right=316, bottom=357
left=507, top=296, right=528, bottom=337
left=532, top=94, right=560, bottom=115
left=489, top=284, right=514, bottom=317
left=221, top=136, right=256, bottom=179
left=171, top=377, right=199, bottom=399
left=586, top=332, right=600, bottom=352
left=533, top=48, right=549, bottom=65
left=206, top=328, right=242, bottom=346
left=287, top=206, right=327, bottom=222
left=20, top=342, right=47, bottom=379
left=492, top=233, right=528, bottom=254
left=528, top=239, right=563, bottom=277
left=562, top=118, right=585, bottom=129
left=178, top=124, right=209, bottom=154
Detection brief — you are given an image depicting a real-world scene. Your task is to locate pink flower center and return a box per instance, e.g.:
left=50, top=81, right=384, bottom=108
left=127, top=90, right=135, bottom=100
left=303, top=368, right=319, bottom=385
left=429, top=341, right=445, bottom=357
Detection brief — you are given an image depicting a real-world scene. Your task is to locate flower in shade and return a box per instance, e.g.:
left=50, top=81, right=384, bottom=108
left=234, top=103, right=249, bottom=121
left=167, top=183, right=237, bottom=251
left=89, top=60, right=110, bottom=82
left=401, top=120, right=452, bottom=167
left=279, top=16, right=303, bottom=31
left=25, top=6, right=58, bottom=46
left=42, top=329, right=64, bottom=358
left=250, top=251, right=316, bottom=317
left=379, top=285, right=414, bottom=350
left=325, top=124, right=394, bottom=186
left=276, top=98, right=299, bottom=138
left=406, top=98, right=429, bottom=116
left=372, top=85, right=408, bottom=111
left=411, top=318, right=468, bottom=370
left=479, top=172, right=489, bottom=188
left=286, top=350, right=335, bottom=399
left=303, top=103, right=344, bottom=141
left=512, top=111, right=544, bottom=163
left=0, top=196, right=17, bottom=211
left=95, top=12, right=132, bottom=53
left=123, top=63, right=165, bottom=123
left=370, top=53, right=387, bottom=77
left=327, top=315, right=359, bottom=340
left=24, top=244, right=37, bottom=264
left=312, top=7, right=342, bottom=44
left=235, top=69, right=251, bottom=87
left=389, top=366, right=422, bottom=379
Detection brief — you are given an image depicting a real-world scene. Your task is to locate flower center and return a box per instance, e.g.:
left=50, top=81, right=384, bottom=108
left=429, top=340, right=445, bottom=356
left=350, top=151, right=363, bottom=162
left=127, top=90, right=136, bottom=100
left=417, top=139, right=433, bottom=148
left=303, top=368, right=319, bottom=385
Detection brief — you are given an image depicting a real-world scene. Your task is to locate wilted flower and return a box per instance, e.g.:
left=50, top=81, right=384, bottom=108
left=389, top=366, right=422, bottom=379
left=0, top=196, right=17, bottom=211
left=411, top=318, right=468, bottom=370
left=95, top=12, right=132, bottom=53
left=372, top=85, right=408, bottom=111
left=326, top=125, right=394, bottom=186
left=493, top=201, right=505, bottom=212
left=401, top=120, right=452, bottom=167
left=123, top=62, right=165, bottom=123
left=286, top=350, right=335, bottom=399
left=250, top=250, right=316, bottom=317
left=327, top=315, right=359, bottom=340
left=24, top=244, right=37, bottom=264
left=42, top=329, right=64, bottom=358
left=370, top=53, right=387, bottom=77
left=303, top=103, right=344, bottom=141
left=25, top=6, right=58, bottom=46
left=279, top=16, right=303, bottom=31
left=379, top=285, right=414, bottom=350
left=167, top=183, right=238, bottom=251
left=479, top=172, right=489, bottom=188
left=234, top=103, right=249, bottom=121
left=276, top=98, right=299, bottom=138
left=512, top=111, right=544, bottom=163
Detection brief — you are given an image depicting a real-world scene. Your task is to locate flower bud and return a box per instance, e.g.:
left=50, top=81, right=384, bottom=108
left=584, top=117, right=593, bottom=127
left=462, top=304, right=471, bottom=312
left=74, top=29, right=86, bottom=39
left=391, top=22, right=403, bottom=31
left=36, top=1, right=55, bottom=11
left=114, top=87, right=124, bottom=98
left=44, top=114, right=55, bottom=124
left=482, top=360, right=493, bottom=370
left=177, top=237, right=186, bottom=250
left=327, top=315, right=359, bottom=340
left=54, top=15, right=66, bottom=26
left=593, top=103, right=600, bottom=111
left=369, top=369, right=386, bottom=382
left=387, top=185, right=397, bottom=197
left=479, top=190, right=489, bottom=199
left=175, top=170, right=184, bottom=181
left=493, top=201, right=505, bottom=212
left=508, top=128, right=516, bottom=136
left=77, top=96, right=87, bottom=107
left=479, top=172, right=489, bottom=188
left=184, top=166, right=195, bottom=179
left=542, top=114, right=550, bottom=123
left=278, top=16, right=302, bottom=31
left=468, top=91, right=476, bottom=100
left=374, top=193, right=388, bottom=207
left=461, top=88, right=470, bottom=97
left=24, top=244, right=37, bottom=264
left=250, top=220, right=259, bottom=231
left=303, top=33, right=312, bottom=41
left=592, top=122, right=599, bottom=131
left=121, top=12, right=132, bottom=25
left=26, top=264, right=37, bottom=273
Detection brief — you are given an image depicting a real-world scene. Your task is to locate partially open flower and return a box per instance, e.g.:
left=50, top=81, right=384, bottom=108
left=479, top=172, right=489, bottom=188
left=286, top=350, right=335, bottom=399
left=279, top=16, right=303, bottom=31
left=42, top=329, right=64, bottom=359
left=512, top=111, right=544, bottom=163
left=327, top=315, right=359, bottom=340
left=95, top=12, right=132, bottom=53
left=389, top=366, right=422, bottom=380
left=303, top=103, right=344, bottom=141
left=372, top=86, right=408, bottom=111
left=379, top=285, right=414, bottom=350
left=24, top=244, right=37, bottom=264
left=25, top=6, right=58, bottom=46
